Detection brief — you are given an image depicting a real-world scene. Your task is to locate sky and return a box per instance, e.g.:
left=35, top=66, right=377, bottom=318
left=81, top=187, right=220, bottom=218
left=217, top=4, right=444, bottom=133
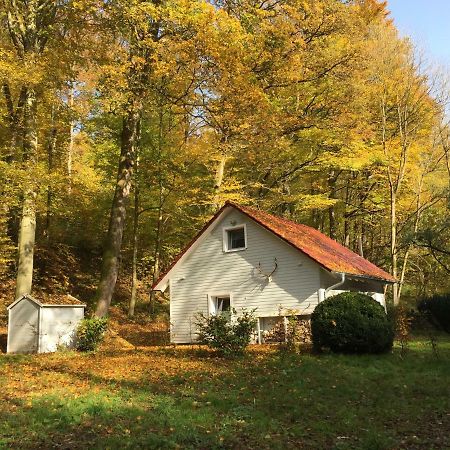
left=387, top=0, right=450, bottom=66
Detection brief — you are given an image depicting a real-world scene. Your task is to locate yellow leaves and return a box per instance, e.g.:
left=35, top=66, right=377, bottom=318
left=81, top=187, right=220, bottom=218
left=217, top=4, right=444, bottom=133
left=278, top=194, right=338, bottom=212
left=317, top=141, right=386, bottom=172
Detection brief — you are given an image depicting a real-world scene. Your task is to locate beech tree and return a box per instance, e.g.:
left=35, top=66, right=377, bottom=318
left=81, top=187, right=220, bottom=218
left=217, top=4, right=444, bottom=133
left=94, top=0, right=243, bottom=316
left=2, top=0, right=61, bottom=298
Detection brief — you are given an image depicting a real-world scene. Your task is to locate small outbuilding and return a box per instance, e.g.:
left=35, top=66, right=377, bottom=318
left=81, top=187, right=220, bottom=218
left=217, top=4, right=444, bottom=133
left=7, top=294, right=86, bottom=354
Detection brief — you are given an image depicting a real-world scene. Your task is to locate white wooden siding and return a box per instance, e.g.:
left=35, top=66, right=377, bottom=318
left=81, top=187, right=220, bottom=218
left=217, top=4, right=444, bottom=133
left=39, top=307, right=84, bottom=352
left=169, top=210, right=320, bottom=343
left=7, top=298, right=39, bottom=353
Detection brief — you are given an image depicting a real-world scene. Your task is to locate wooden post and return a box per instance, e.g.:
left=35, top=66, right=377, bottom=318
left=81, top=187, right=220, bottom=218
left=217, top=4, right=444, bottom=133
left=283, top=316, right=288, bottom=342
left=256, top=317, right=261, bottom=344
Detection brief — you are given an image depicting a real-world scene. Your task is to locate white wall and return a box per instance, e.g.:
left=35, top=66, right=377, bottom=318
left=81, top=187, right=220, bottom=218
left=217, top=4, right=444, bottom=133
left=169, top=209, right=321, bottom=343
left=320, top=271, right=386, bottom=307
left=7, top=298, right=40, bottom=353
left=39, top=307, right=84, bottom=353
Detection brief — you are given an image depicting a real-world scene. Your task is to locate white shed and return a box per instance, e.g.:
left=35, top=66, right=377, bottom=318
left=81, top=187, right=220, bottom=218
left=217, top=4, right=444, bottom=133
left=7, top=294, right=86, bottom=354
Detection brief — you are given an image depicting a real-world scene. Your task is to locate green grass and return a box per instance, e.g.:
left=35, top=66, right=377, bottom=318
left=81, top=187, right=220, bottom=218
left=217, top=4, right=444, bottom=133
left=0, top=336, right=449, bottom=449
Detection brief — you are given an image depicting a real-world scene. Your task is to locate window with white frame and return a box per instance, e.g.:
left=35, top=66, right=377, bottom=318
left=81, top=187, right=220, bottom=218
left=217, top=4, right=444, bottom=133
left=209, top=295, right=231, bottom=315
left=223, top=224, right=247, bottom=252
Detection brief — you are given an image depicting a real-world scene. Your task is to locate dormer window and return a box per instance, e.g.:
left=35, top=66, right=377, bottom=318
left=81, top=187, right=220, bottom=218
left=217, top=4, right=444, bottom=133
left=223, top=224, right=247, bottom=252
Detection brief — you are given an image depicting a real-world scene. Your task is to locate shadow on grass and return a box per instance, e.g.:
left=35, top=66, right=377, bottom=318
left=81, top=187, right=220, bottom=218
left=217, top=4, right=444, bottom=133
left=0, top=393, right=226, bottom=450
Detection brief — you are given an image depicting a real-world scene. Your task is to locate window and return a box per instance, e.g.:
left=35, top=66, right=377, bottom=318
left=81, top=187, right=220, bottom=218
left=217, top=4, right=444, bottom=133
left=215, top=296, right=231, bottom=314
left=209, top=295, right=231, bottom=315
left=223, top=225, right=247, bottom=252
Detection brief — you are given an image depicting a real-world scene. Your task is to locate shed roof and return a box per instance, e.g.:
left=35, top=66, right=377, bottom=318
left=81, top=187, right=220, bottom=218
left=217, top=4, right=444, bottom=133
left=153, top=202, right=395, bottom=290
left=8, top=293, right=86, bottom=310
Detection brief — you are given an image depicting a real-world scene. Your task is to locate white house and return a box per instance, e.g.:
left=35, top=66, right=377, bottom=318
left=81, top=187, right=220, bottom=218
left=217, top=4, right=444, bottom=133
left=7, top=294, right=85, bottom=353
left=152, top=202, right=395, bottom=344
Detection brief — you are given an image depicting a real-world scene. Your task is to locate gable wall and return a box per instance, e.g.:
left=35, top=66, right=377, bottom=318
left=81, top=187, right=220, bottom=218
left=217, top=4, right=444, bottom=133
left=7, top=298, right=40, bottom=353
left=169, top=209, right=321, bottom=343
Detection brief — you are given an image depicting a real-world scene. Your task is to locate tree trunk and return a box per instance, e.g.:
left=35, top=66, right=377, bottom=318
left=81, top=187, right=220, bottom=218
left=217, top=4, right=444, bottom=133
left=328, top=170, right=339, bottom=240
left=15, top=88, right=38, bottom=299
left=6, top=0, right=58, bottom=299
left=95, top=104, right=141, bottom=317
left=397, top=177, right=424, bottom=301
left=3, top=85, right=27, bottom=243
left=2, top=84, right=27, bottom=162
left=357, top=221, right=364, bottom=258
left=128, top=172, right=140, bottom=317
left=149, top=205, right=163, bottom=314
left=390, top=189, right=399, bottom=305
left=212, top=154, right=226, bottom=210
left=67, top=86, right=75, bottom=194
left=44, top=112, right=57, bottom=243
left=343, top=177, right=351, bottom=246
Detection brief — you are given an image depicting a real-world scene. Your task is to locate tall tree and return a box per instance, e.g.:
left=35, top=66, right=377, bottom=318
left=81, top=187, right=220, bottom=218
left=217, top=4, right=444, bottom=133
left=2, top=0, right=60, bottom=298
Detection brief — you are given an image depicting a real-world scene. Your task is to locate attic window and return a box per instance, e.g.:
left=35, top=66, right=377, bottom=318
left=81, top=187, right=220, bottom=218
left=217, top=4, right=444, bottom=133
left=224, top=225, right=247, bottom=252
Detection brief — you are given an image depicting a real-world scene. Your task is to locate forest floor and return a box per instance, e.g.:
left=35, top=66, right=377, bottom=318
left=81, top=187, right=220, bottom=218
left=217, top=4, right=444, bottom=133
left=0, top=336, right=449, bottom=449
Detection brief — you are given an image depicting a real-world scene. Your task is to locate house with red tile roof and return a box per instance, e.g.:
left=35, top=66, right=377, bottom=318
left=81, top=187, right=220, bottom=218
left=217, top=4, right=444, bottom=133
left=153, top=202, right=395, bottom=344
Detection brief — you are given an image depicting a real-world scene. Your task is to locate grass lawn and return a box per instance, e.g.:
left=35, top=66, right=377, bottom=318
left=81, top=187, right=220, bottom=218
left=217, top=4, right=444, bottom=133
left=0, top=336, right=449, bottom=449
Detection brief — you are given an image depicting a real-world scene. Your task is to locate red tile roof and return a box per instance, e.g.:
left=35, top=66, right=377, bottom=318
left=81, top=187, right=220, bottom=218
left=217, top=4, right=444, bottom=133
left=231, top=203, right=395, bottom=283
left=153, top=202, right=395, bottom=289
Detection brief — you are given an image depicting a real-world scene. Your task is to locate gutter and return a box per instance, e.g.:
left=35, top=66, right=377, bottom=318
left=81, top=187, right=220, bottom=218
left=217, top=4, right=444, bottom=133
left=325, top=272, right=346, bottom=299
left=343, top=272, right=396, bottom=284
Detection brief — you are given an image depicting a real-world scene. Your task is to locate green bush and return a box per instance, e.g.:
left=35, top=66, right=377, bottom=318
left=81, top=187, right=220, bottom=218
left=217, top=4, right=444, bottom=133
left=311, top=292, right=394, bottom=354
left=195, top=309, right=256, bottom=357
left=76, top=317, right=108, bottom=352
left=418, top=294, right=450, bottom=333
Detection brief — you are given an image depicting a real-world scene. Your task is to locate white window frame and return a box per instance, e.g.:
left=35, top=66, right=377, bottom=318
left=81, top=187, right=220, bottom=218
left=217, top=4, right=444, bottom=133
left=223, top=224, right=247, bottom=253
left=207, top=292, right=233, bottom=316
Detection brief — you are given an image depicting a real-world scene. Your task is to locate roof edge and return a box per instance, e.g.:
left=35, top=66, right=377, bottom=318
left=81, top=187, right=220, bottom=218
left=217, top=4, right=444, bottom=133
left=333, top=271, right=396, bottom=284
left=7, top=294, right=41, bottom=310
left=8, top=293, right=86, bottom=309
left=41, top=304, right=87, bottom=308
left=152, top=203, right=233, bottom=290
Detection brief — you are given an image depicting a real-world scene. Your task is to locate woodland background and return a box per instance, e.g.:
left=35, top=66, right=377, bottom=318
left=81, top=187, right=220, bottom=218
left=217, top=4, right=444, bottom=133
left=1, top=0, right=450, bottom=319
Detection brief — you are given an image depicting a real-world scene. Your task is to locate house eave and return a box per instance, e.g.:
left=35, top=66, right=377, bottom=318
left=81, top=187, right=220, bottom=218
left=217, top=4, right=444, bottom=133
left=334, top=271, right=396, bottom=284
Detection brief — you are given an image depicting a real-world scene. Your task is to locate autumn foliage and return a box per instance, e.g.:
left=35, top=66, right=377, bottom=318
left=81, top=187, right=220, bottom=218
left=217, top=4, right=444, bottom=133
left=0, top=0, right=450, bottom=314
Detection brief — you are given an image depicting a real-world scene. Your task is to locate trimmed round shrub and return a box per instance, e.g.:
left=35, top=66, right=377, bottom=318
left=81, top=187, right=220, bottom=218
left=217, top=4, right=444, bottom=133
left=418, top=294, right=450, bottom=333
left=311, top=292, right=394, bottom=354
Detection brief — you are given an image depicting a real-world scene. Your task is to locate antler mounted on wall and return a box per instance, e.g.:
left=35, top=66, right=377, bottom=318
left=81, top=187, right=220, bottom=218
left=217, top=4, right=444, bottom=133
left=256, top=258, right=278, bottom=283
